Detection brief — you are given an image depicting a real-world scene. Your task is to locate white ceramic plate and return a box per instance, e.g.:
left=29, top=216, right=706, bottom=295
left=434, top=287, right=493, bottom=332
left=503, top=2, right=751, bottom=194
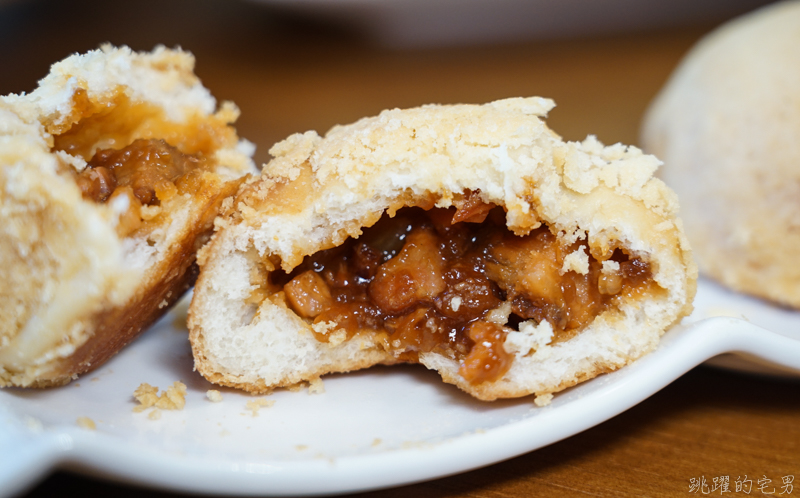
left=2, top=277, right=800, bottom=497
left=689, top=278, right=800, bottom=376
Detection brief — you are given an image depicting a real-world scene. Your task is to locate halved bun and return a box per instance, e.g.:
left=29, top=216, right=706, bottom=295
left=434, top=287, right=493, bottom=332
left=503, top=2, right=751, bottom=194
left=0, top=45, right=257, bottom=387
left=189, top=97, right=695, bottom=401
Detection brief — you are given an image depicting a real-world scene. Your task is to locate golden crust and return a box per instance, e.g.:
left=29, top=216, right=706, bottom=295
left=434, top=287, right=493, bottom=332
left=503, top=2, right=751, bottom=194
left=0, top=46, right=256, bottom=387
left=190, top=97, right=696, bottom=400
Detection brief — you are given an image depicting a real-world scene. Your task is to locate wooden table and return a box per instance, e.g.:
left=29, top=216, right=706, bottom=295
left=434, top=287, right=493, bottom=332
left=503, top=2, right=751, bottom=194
left=2, top=0, right=798, bottom=496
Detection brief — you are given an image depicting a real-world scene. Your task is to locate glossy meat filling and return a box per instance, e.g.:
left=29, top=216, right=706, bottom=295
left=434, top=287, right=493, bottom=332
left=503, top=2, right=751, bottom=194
left=270, top=202, right=653, bottom=385
left=72, top=139, right=209, bottom=236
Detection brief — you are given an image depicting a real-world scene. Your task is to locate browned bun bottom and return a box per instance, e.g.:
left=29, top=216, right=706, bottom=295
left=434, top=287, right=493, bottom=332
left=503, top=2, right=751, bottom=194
left=0, top=45, right=256, bottom=387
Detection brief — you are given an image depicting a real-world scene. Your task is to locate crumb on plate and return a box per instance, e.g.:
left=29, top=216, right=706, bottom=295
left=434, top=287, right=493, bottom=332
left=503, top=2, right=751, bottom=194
left=245, top=398, right=275, bottom=417
left=308, top=378, right=325, bottom=394
left=133, top=381, right=187, bottom=413
left=77, top=416, right=96, bottom=430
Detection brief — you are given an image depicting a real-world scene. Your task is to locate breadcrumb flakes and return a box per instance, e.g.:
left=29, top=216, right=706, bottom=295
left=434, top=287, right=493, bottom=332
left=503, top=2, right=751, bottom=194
left=76, top=416, right=96, bottom=430
left=311, top=320, right=337, bottom=335
left=560, top=246, right=589, bottom=275
left=158, top=382, right=187, bottom=409
left=534, top=393, right=554, bottom=407
left=133, top=381, right=187, bottom=413
left=308, top=378, right=325, bottom=394
left=504, top=320, right=553, bottom=356
left=133, top=383, right=159, bottom=412
left=206, top=389, right=223, bottom=402
left=140, top=204, right=162, bottom=221
left=486, top=301, right=512, bottom=325
left=148, top=409, right=162, bottom=420
left=245, top=398, right=275, bottom=417
left=327, top=329, right=347, bottom=346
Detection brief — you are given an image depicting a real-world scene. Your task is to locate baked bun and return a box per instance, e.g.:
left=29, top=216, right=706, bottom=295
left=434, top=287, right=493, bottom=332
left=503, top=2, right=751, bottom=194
left=641, top=1, right=800, bottom=307
left=189, top=97, right=695, bottom=401
left=0, top=45, right=257, bottom=387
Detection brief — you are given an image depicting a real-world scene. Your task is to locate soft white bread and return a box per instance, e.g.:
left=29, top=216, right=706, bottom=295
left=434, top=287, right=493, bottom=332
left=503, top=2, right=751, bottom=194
left=0, top=45, right=256, bottom=387
left=189, top=97, right=696, bottom=401
left=641, top=1, right=800, bottom=307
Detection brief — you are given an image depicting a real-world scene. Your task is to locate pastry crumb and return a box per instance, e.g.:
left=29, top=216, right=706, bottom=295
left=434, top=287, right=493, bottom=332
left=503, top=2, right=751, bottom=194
left=24, top=416, right=43, bottom=432
left=245, top=398, right=275, bottom=417
left=311, top=320, right=337, bottom=335
left=308, top=378, right=325, bottom=394
left=206, top=389, right=223, bottom=402
left=560, top=246, right=589, bottom=275
left=77, top=416, right=96, bottom=430
left=156, top=381, right=187, bottom=410
left=327, top=329, right=347, bottom=346
left=534, top=393, right=554, bottom=407
left=295, top=444, right=308, bottom=451
left=148, top=409, right=162, bottom=420
left=140, top=204, right=162, bottom=221
left=485, top=301, right=512, bottom=325
left=133, top=381, right=187, bottom=413
left=133, top=383, right=159, bottom=412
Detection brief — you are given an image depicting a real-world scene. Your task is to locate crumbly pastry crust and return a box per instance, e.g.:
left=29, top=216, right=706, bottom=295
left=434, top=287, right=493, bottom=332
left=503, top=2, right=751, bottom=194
left=190, top=97, right=696, bottom=401
left=641, top=1, right=800, bottom=308
left=0, top=45, right=256, bottom=387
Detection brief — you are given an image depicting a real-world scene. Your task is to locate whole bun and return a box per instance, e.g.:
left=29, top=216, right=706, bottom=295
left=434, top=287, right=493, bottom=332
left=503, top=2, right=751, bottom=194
left=641, top=1, right=800, bottom=307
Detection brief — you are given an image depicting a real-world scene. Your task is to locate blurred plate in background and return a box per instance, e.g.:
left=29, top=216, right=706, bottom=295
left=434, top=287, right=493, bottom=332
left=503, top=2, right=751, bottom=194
left=251, top=0, right=775, bottom=47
